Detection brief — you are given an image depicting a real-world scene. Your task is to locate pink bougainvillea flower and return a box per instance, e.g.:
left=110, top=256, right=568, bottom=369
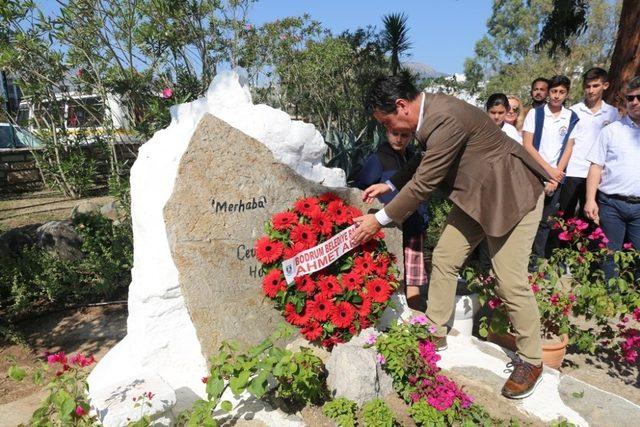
left=558, top=230, right=572, bottom=241
left=162, top=87, right=173, bottom=99
left=376, top=353, right=386, bottom=365
left=75, top=406, right=87, bottom=417
left=550, top=294, right=560, bottom=306
left=568, top=293, right=576, bottom=303
left=531, top=283, right=540, bottom=293
left=623, top=242, right=634, bottom=250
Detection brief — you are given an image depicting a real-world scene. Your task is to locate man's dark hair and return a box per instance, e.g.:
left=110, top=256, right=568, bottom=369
left=531, top=77, right=549, bottom=90
left=548, top=75, right=571, bottom=91
left=625, top=76, right=640, bottom=93
left=485, top=93, right=510, bottom=111
left=583, top=67, right=608, bottom=85
left=365, top=75, right=420, bottom=114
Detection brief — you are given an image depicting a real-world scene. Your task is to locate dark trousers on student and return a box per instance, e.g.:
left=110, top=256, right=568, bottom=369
left=598, top=193, right=640, bottom=283
left=532, top=188, right=562, bottom=260
left=558, top=177, right=587, bottom=218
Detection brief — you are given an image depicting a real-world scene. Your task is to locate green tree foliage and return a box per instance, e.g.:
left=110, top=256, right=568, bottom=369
left=464, top=0, right=620, bottom=105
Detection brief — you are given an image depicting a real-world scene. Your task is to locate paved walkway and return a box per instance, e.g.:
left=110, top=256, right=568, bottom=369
left=440, top=334, right=640, bottom=426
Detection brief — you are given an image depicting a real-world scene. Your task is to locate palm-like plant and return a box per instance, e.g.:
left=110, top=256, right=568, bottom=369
left=381, top=12, right=412, bottom=76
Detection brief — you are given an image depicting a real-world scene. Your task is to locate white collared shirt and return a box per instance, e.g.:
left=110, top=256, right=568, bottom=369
left=566, top=101, right=619, bottom=178
left=586, top=115, right=640, bottom=197
left=501, top=122, right=522, bottom=144
left=523, top=105, right=576, bottom=167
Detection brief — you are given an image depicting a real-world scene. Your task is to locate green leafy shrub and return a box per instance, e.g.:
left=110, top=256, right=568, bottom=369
left=179, top=324, right=328, bottom=426
left=361, top=398, right=398, bottom=427
left=0, top=212, right=133, bottom=319
left=322, top=397, right=357, bottom=427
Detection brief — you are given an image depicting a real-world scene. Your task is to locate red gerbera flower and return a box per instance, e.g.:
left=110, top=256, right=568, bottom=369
left=310, top=212, right=334, bottom=236
left=255, top=237, right=284, bottom=264
left=373, top=229, right=385, bottom=240
left=319, top=192, right=340, bottom=203
left=317, top=275, right=342, bottom=297
left=283, top=242, right=306, bottom=259
left=284, top=303, right=308, bottom=326
left=308, top=293, right=334, bottom=321
left=346, top=206, right=363, bottom=224
left=360, top=239, right=378, bottom=252
left=358, top=295, right=372, bottom=317
left=366, top=278, right=392, bottom=303
left=290, top=224, right=318, bottom=248
left=262, top=269, right=285, bottom=298
left=354, top=252, right=376, bottom=276
left=360, top=317, right=372, bottom=329
left=294, top=197, right=320, bottom=217
left=294, top=276, right=316, bottom=295
left=374, top=254, right=390, bottom=276
left=271, top=211, right=298, bottom=231
left=331, top=302, right=356, bottom=328
left=326, top=200, right=349, bottom=225
left=301, top=320, right=323, bottom=341
left=341, top=271, right=364, bottom=291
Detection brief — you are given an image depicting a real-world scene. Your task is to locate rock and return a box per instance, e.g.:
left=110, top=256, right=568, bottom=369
left=163, top=113, right=403, bottom=357
left=72, top=201, right=101, bottom=219
left=100, top=200, right=119, bottom=221
left=36, top=220, right=83, bottom=261
left=325, top=341, right=395, bottom=406
left=90, top=372, right=177, bottom=427
left=0, top=225, right=37, bottom=259
left=88, top=70, right=401, bottom=411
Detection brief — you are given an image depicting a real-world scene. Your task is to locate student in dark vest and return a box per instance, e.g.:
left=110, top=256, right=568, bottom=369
left=522, top=75, right=579, bottom=265
left=353, top=130, right=429, bottom=310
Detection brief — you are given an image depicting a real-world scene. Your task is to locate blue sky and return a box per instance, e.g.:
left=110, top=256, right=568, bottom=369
left=38, top=0, right=492, bottom=75
left=249, top=0, right=492, bottom=74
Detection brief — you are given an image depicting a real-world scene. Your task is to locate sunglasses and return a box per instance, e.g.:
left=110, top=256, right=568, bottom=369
left=626, top=94, right=640, bottom=102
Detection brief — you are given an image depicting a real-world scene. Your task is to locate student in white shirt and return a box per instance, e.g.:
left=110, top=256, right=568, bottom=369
left=559, top=68, right=619, bottom=218
left=485, top=93, right=522, bottom=144
left=522, top=75, right=578, bottom=262
left=584, top=76, right=640, bottom=281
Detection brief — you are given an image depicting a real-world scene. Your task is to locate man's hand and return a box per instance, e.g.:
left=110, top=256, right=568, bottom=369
left=362, top=183, right=391, bottom=204
left=583, top=199, right=599, bottom=224
left=352, top=214, right=382, bottom=244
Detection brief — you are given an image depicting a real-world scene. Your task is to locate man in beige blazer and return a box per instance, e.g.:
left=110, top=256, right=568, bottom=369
left=353, top=76, right=552, bottom=399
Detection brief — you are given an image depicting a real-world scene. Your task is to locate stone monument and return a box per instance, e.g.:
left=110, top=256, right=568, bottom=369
left=87, top=71, right=408, bottom=425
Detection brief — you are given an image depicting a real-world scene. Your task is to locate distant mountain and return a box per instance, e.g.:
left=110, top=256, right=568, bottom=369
left=402, top=61, right=447, bottom=79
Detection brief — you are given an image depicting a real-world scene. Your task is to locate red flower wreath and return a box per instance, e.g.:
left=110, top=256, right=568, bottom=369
left=255, top=193, right=399, bottom=349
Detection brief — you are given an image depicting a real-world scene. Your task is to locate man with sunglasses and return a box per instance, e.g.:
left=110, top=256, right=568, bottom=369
left=584, top=76, right=640, bottom=280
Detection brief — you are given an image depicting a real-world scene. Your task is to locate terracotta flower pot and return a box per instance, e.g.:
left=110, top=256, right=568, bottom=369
left=542, top=334, right=569, bottom=369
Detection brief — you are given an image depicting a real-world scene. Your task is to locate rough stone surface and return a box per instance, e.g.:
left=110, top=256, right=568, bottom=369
left=100, top=200, right=119, bottom=221
left=558, top=375, right=640, bottom=427
left=36, top=220, right=84, bottom=261
left=72, top=201, right=101, bottom=219
left=163, top=113, right=403, bottom=357
left=325, top=340, right=395, bottom=405
left=90, top=372, right=176, bottom=427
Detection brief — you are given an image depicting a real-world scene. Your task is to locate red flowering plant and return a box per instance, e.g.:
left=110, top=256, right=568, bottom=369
left=255, top=193, right=399, bottom=348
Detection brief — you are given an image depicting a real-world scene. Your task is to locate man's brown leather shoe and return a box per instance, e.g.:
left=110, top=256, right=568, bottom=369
left=501, top=359, right=543, bottom=399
